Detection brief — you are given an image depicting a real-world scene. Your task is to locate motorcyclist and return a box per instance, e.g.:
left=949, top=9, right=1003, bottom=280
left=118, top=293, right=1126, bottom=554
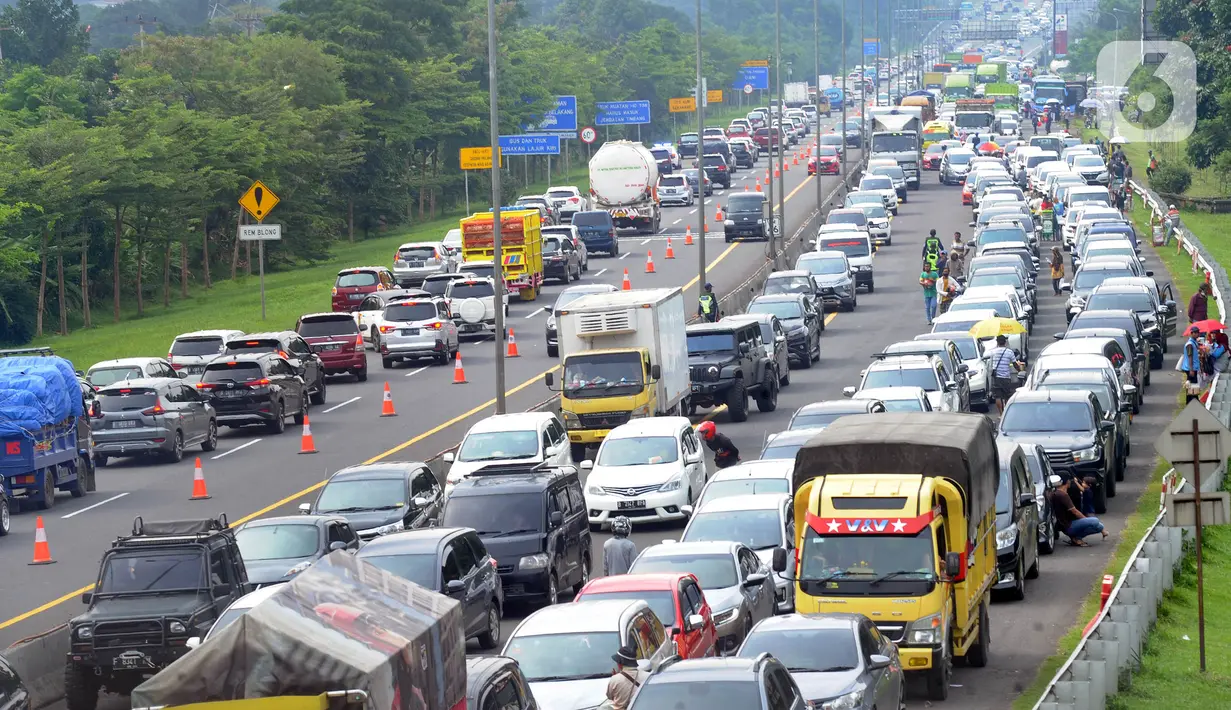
left=697, top=421, right=740, bottom=468
left=603, top=516, right=637, bottom=576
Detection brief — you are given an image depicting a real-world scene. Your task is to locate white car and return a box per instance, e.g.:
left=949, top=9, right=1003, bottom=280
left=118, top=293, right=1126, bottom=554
left=857, top=175, right=899, bottom=213
left=679, top=493, right=796, bottom=613
left=443, top=412, right=573, bottom=491
left=545, top=186, right=590, bottom=221
left=851, top=385, right=933, bottom=412
left=695, top=459, right=794, bottom=509
left=185, top=584, right=285, bottom=649
left=85, top=357, right=181, bottom=387
left=915, top=332, right=991, bottom=411
left=581, top=417, right=707, bottom=528
left=167, top=330, right=245, bottom=378
left=444, top=275, right=508, bottom=338
left=843, top=354, right=961, bottom=412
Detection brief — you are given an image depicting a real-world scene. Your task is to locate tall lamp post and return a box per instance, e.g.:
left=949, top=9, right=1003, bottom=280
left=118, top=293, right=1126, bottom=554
left=841, top=0, right=847, bottom=178
left=815, top=0, right=823, bottom=213
left=775, top=3, right=785, bottom=269
left=486, top=0, right=506, bottom=413
left=696, top=0, right=707, bottom=289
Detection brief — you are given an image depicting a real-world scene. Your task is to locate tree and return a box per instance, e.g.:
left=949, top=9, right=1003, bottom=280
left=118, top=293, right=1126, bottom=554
left=0, top=0, right=89, bottom=68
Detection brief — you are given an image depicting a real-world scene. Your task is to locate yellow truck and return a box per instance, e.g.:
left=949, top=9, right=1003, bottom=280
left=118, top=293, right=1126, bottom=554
left=789, top=412, right=998, bottom=701
left=460, top=209, right=544, bottom=301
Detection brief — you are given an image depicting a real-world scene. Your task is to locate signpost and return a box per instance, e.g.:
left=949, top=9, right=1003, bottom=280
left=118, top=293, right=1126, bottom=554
left=595, top=101, right=652, bottom=126
left=742, top=59, right=769, bottom=67
left=580, top=126, right=597, bottom=144
left=706, top=89, right=723, bottom=104
left=531, top=95, right=578, bottom=132
left=669, top=97, right=697, bottom=113
left=498, top=134, right=561, bottom=155
left=459, top=147, right=501, bottom=214
left=738, top=66, right=770, bottom=90
left=863, top=39, right=880, bottom=56
left=237, top=180, right=281, bottom=320
left=743, top=84, right=754, bottom=95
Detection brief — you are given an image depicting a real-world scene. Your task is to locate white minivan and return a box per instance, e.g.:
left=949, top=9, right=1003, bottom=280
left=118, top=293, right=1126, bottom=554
left=816, top=231, right=874, bottom=293
left=443, top=412, right=574, bottom=493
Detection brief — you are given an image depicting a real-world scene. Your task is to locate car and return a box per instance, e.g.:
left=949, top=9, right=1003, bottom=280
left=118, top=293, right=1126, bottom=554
left=545, top=186, right=590, bottom=221
left=685, top=321, right=779, bottom=422
left=331, top=266, right=396, bottom=312
left=729, top=140, right=756, bottom=169
left=300, top=461, right=443, bottom=539
left=867, top=164, right=908, bottom=200
left=353, top=288, right=433, bottom=342
left=972, top=223, right=1031, bottom=256
left=788, top=399, right=886, bottom=432
left=845, top=354, right=962, bottom=412
left=796, top=251, right=857, bottom=311
left=356, top=526, right=503, bottom=648
left=85, top=357, right=180, bottom=387
left=939, top=148, right=976, bottom=184
left=580, top=416, right=707, bottom=528
left=392, top=241, right=455, bottom=287
left=630, top=541, right=783, bottom=654
left=1067, top=309, right=1153, bottom=385
left=440, top=462, right=589, bottom=606
left=998, top=389, right=1117, bottom=513
left=737, top=613, right=904, bottom=710
left=542, top=231, right=583, bottom=283
left=167, top=330, right=245, bottom=378
left=443, top=412, right=574, bottom=489
left=651, top=145, right=675, bottom=174
left=947, top=292, right=1031, bottom=357
left=545, top=283, right=620, bottom=357
left=842, top=190, right=884, bottom=211
left=759, top=270, right=825, bottom=321
left=224, top=332, right=328, bottom=405
left=1084, top=283, right=1175, bottom=358
left=1017, top=443, right=1061, bottom=555
left=973, top=243, right=1040, bottom=284
left=574, top=573, right=718, bottom=659
left=185, top=584, right=285, bottom=649
left=421, top=272, right=474, bottom=300
left=629, top=650, right=809, bottom=709
left=1046, top=330, right=1146, bottom=414
left=658, top=174, right=695, bottom=206
left=851, top=385, right=933, bottom=411
left=849, top=203, right=892, bottom=245
left=444, top=276, right=508, bottom=339
left=195, top=352, right=307, bottom=433
left=571, top=210, right=620, bottom=256
left=723, top=192, right=769, bottom=242
left=759, top=428, right=824, bottom=460
left=966, top=266, right=1036, bottom=312
left=294, top=312, right=368, bottom=382
left=824, top=208, right=869, bottom=233
left=515, top=195, right=559, bottom=225
left=914, top=331, right=991, bottom=411
left=753, top=126, right=785, bottom=154
left=462, top=656, right=539, bottom=710
left=678, top=132, right=701, bottom=159
left=879, top=339, right=971, bottom=410
left=815, top=231, right=874, bottom=292
left=90, top=378, right=218, bottom=466
left=682, top=169, right=714, bottom=197
left=1027, top=365, right=1131, bottom=489
left=695, top=459, right=794, bottom=509
left=543, top=225, right=589, bottom=273
left=857, top=175, right=900, bottom=211
left=234, top=514, right=361, bottom=587
left=989, top=442, right=1041, bottom=600
left=503, top=599, right=675, bottom=708
left=808, top=146, right=841, bottom=175
left=699, top=153, right=732, bottom=188
left=747, top=294, right=822, bottom=369
left=722, top=313, right=790, bottom=388
left=679, top=494, right=796, bottom=613
left=923, top=143, right=947, bottom=170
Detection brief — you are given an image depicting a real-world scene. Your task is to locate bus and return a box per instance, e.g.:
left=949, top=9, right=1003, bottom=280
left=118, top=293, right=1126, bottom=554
left=1031, top=74, right=1066, bottom=105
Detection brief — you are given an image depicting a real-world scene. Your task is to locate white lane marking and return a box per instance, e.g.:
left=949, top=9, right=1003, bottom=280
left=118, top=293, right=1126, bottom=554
left=619, top=252, right=630, bottom=260
left=524, top=307, right=546, bottom=319
left=640, top=238, right=651, bottom=245
left=594, top=268, right=608, bottom=277
left=403, top=366, right=429, bottom=378
left=62, top=493, right=130, bottom=519
left=212, top=438, right=262, bottom=459
left=322, top=396, right=362, bottom=413
left=688, top=209, right=698, bottom=215
left=672, top=219, right=682, bottom=225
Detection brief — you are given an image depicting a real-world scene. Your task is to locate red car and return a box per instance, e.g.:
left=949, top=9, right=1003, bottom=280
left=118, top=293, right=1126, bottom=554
left=574, top=573, right=717, bottom=659
left=922, top=144, right=946, bottom=170
left=752, top=127, right=784, bottom=153
left=808, top=146, right=841, bottom=175
left=295, top=312, right=367, bottom=381
left=332, top=266, right=396, bottom=312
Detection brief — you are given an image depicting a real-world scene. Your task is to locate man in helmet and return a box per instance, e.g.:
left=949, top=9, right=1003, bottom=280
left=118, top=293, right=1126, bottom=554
left=697, top=421, right=740, bottom=469
left=697, top=283, right=718, bottom=322
left=922, top=229, right=942, bottom=271
left=604, top=516, right=637, bottom=576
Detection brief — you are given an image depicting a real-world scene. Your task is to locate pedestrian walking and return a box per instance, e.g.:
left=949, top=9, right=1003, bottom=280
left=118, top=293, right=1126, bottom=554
left=986, top=334, right=1022, bottom=413
left=1188, top=282, right=1211, bottom=324
left=1049, top=246, right=1065, bottom=295
left=920, top=261, right=939, bottom=325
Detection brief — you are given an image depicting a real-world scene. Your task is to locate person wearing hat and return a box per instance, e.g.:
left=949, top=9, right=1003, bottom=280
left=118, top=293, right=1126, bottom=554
left=697, top=283, right=718, bottom=322
left=986, top=334, right=1022, bottom=413
left=1180, top=325, right=1204, bottom=403
left=605, top=646, right=641, bottom=710
left=1188, top=282, right=1211, bottom=324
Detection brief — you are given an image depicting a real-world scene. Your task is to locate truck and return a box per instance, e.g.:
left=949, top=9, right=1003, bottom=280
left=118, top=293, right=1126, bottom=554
left=954, top=98, right=997, bottom=134
left=460, top=208, right=544, bottom=301
left=900, top=92, right=936, bottom=122
left=545, top=288, right=689, bottom=460
left=788, top=412, right=998, bottom=701
left=923, top=71, right=946, bottom=90
left=589, top=141, right=661, bottom=235
left=783, top=81, right=810, bottom=108
left=960, top=53, right=984, bottom=70
left=867, top=106, right=923, bottom=190
left=975, top=62, right=1007, bottom=85
left=0, top=347, right=95, bottom=515
left=984, top=82, right=1020, bottom=112
left=932, top=63, right=953, bottom=74
left=943, top=72, right=974, bottom=100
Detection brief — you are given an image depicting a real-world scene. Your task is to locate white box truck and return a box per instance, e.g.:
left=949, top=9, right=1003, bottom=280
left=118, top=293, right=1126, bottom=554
left=545, top=288, right=689, bottom=460
left=867, top=105, right=924, bottom=190
left=784, top=81, right=810, bottom=108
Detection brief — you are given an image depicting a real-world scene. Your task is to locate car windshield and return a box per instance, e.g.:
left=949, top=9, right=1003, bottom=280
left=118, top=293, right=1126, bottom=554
left=99, top=552, right=207, bottom=594
left=358, top=553, right=437, bottom=588
left=739, top=628, right=859, bottom=671
left=861, top=177, right=893, bottom=190
left=726, top=195, right=763, bottom=212
left=872, top=167, right=906, bottom=180
left=701, top=479, right=790, bottom=505
left=315, top=478, right=406, bottom=513
left=236, top=524, right=320, bottom=561
left=422, top=278, right=456, bottom=297
left=932, top=318, right=982, bottom=334
left=578, top=591, right=677, bottom=626
left=627, top=682, right=762, bottom=710
left=979, top=228, right=1027, bottom=245
left=448, top=282, right=494, bottom=299
left=88, top=367, right=144, bottom=387
left=881, top=397, right=926, bottom=411
left=651, top=149, right=670, bottom=161
left=384, top=303, right=437, bottom=322
left=503, top=631, right=621, bottom=682
left=819, top=238, right=870, bottom=258
left=299, top=316, right=359, bottom=337
left=846, top=193, right=881, bottom=205
left=688, top=333, right=736, bottom=354
left=799, top=529, right=934, bottom=580
left=949, top=300, right=1012, bottom=318
left=761, top=440, right=807, bottom=460
left=827, top=212, right=866, bottom=226
left=969, top=272, right=1022, bottom=290
left=336, top=272, right=379, bottom=288
left=871, top=134, right=918, bottom=152
left=1040, top=383, right=1113, bottom=410
left=750, top=300, right=804, bottom=321
left=98, top=389, right=159, bottom=412
left=857, top=204, right=888, bottom=219
left=818, top=147, right=838, bottom=156
left=456, top=430, right=539, bottom=462
left=543, top=238, right=565, bottom=254
left=680, top=134, right=699, bottom=145
left=442, top=493, right=543, bottom=533
left=1086, top=246, right=1135, bottom=260
left=1074, top=156, right=1104, bottom=168
left=660, top=176, right=686, bottom=187
left=683, top=170, right=704, bottom=182
left=632, top=553, right=738, bottom=589
left=1075, top=269, right=1132, bottom=289
left=571, top=212, right=610, bottom=227
left=798, top=257, right=847, bottom=275
left=1072, top=316, right=1134, bottom=334
left=791, top=411, right=852, bottom=429
left=947, top=152, right=973, bottom=164
left=597, top=436, right=679, bottom=466
left=547, top=189, right=576, bottom=200
left=684, top=510, right=782, bottom=550
left=863, top=367, right=939, bottom=391
left=1087, top=292, right=1152, bottom=312
left=1001, top=402, right=1095, bottom=432
left=171, top=337, right=225, bottom=356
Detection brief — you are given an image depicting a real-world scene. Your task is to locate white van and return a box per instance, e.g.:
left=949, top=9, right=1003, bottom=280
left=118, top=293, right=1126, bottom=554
left=816, top=230, right=874, bottom=292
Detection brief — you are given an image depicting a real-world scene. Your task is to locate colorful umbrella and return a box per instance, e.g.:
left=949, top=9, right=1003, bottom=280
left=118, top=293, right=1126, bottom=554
left=1190, top=319, right=1227, bottom=333
left=969, top=317, right=1027, bottom=339
left=977, top=141, right=1002, bottom=153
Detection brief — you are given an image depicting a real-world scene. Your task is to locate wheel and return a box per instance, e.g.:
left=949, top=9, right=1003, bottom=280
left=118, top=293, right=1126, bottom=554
left=201, top=420, right=218, bottom=452
left=382, top=357, right=394, bottom=369
left=1039, top=519, right=1056, bottom=555
left=778, top=363, right=791, bottom=387
left=925, top=647, right=950, bottom=700
left=71, top=458, right=88, bottom=499
left=570, top=443, right=588, bottom=463
left=867, top=280, right=875, bottom=293
left=33, top=466, right=55, bottom=510
left=965, top=603, right=990, bottom=668
left=267, top=401, right=287, bottom=435
left=547, top=345, right=558, bottom=357
left=1007, top=556, right=1026, bottom=600
left=755, top=377, right=778, bottom=413
left=799, top=341, right=814, bottom=369
left=356, top=368, right=368, bottom=382
left=1026, top=548, right=1040, bottom=579
left=64, top=664, right=99, bottom=710
left=310, top=377, right=327, bottom=406
left=1093, top=479, right=1108, bottom=514
left=726, top=380, right=749, bottom=423
left=1115, top=453, right=1126, bottom=482
left=293, top=400, right=307, bottom=426
left=0, top=497, right=8, bottom=536
left=812, top=334, right=821, bottom=362
left=477, top=603, right=502, bottom=650
left=573, top=554, right=591, bottom=594
left=545, top=573, right=560, bottom=607
left=434, top=348, right=450, bottom=365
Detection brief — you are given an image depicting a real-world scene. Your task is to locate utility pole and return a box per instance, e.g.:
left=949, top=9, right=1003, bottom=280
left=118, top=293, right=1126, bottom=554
left=766, top=49, right=775, bottom=266
left=841, top=0, right=847, bottom=178
left=875, top=0, right=880, bottom=105
left=124, top=15, right=158, bottom=50
left=696, top=0, right=707, bottom=289
left=774, top=0, right=784, bottom=269
left=485, top=0, right=506, bottom=413
left=235, top=15, right=262, bottom=38
left=860, top=0, right=866, bottom=139
left=814, top=0, right=823, bottom=214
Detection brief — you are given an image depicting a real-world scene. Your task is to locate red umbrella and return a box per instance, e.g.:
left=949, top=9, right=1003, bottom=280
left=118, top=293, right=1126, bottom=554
left=977, top=141, right=1001, bottom=153
left=1191, top=319, right=1227, bottom=333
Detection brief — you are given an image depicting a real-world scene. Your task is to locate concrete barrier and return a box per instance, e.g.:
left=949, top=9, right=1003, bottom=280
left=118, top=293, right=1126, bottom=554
left=3, top=624, right=69, bottom=709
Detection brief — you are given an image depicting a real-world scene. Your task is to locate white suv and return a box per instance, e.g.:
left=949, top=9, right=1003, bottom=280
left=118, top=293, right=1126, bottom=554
left=444, top=275, right=508, bottom=338
left=581, top=417, right=706, bottom=528
left=443, top=412, right=573, bottom=493
left=694, top=460, right=794, bottom=509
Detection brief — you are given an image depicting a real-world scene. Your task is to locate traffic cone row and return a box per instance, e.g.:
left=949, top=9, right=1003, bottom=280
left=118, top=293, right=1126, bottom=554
left=298, top=415, right=318, bottom=455
left=645, top=251, right=656, bottom=273
left=29, top=516, right=54, bottom=565
left=190, top=457, right=211, bottom=500
left=506, top=329, right=520, bottom=358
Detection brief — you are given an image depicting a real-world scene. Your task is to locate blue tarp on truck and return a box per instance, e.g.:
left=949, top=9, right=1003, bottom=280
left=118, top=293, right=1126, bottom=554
left=0, top=356, right=82, bottom=435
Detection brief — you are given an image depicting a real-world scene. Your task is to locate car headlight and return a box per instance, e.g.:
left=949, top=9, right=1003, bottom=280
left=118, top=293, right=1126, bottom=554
left=712, top=607, right=738, bottom=625
left=822, top=689, right=865, bottom=710
left=587, top=483, right=603, bottom=496
left=631, top=403, right=651, bottom=418
left=285, top=560, right=313, bottom=578
left=75, top=626, right=93, bottom=640
left=519, top=553, right=550, bottom=570
left=1073, top=446, right=1100, bottom=462
left=906, top=613, right=943, bottom=645
left=858, top=265, right=872, bottom=271
left=996, top=526, right=1018, bottom=550
left=168, top=620, right=187, bottom=635
left=546, top=315, right=556, bottom=330
left=724, top=219, right=735, bottom=226
left=369, top=520, right=405, bottom=537
left=659, top=474, right=682, bottom=492
left=1068, top=297, right=1085, bottom=308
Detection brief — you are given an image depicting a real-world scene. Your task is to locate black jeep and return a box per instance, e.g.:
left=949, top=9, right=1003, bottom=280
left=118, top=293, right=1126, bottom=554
left=686, top=321, right=778, bottom=422
left=65, top=516, right=250, bottom=710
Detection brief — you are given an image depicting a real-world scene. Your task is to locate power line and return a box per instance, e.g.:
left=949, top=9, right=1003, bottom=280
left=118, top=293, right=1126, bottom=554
left=124, top=15, right=159, bottom=50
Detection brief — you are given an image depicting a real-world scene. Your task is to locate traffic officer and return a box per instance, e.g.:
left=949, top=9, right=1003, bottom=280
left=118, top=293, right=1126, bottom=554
left=922, top=229, right=942, bottom=271
left=698, top=283, right=718, bottom=322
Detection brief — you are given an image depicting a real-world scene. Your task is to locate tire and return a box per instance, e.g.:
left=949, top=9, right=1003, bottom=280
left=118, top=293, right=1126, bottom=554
left=1026, top=548, right=1040, bottom=579
left=382, top=357, right=394, bottom=369
left=1115, top=454, right=1126, bottom=482
left=267, top=401, right=286, bottom=435
left=477, top=604, right=502, bottom=650
left=356, top=368, right=368, bottom=383
left=925, top=648, right=950, bottom=700
left=726, top=380, right=749, bottom=423
left=434, top=348, right=450, bottom=366
left=755, top=377, right=778, bottom=413
left=799, top=343, right=814, bottom=369
left=571, top=443, right=588, bottom=462
left=1039, top=519, right=1056, bottom=554
left=71, top=458, right=88, bottom=499
left=293, top=400, right=307, bottom=426
left=1007, top=556, right=1026, bottom=601
left=965, top=603, right=990, bottom=668
left=201, top=420, right=218, bottom=452
left=867, top=280, right=875, bottom=293
left=36, top=467, right=56, bottom=510
left=1093, top=479, right=1108, bottom=514
left=0, top=497, right=9, bottom=536
left=64, top=664, right=99, bottom=710
left=547, top=345, right=559, bottom=358
left=573, top=554, right=591, bottom=594
left=310, top=377, right=327, bottom=406
left=779, top=363, right=791, bottom=387
left=545, top=573, right=560, bottom=607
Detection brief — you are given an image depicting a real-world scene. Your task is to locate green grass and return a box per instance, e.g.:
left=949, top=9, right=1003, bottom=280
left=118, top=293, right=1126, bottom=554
left=33, top=164, right=590, bottom=369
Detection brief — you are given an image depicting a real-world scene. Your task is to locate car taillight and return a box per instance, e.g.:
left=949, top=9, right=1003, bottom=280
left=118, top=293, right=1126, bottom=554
left=247, top=379, right=272, bottom=387
left=195, top=382, right=214, bottom=390
left=277, top=350, right=289, bottom=359
left=170, top=363, right=183, bottom=370
left=425, top=322, right=443, bottom=330
left=141, top=405, right=165, bottom=416
left=356, top=334, right=364, bottom=347
left=379, top=325, right=396, bottom=333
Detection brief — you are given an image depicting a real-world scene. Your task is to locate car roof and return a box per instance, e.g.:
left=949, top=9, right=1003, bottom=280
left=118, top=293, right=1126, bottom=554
left=206, top=352, right=273, bottom=364
left=970, top=266, right=1025, bottom=277
left=1010, top=389, right=1094, bottom=404
left=646, top=656, right=766, bottom=682
left=1073, top=308, right=1136, bottom=319
left=95, top=377, right=180, bottom=391
left=767, top=270, right=813, bottom=280
left=932, top=308, right=999, bottom=322
left=1042, top=338, right=1117, bottom=356
left=238, top=515, right=340, bottom=530
left=723, top=313, right=776, bottom=328
left=960, top=285, right=1018, bottom=298
left=1091, top=283, right=1150, bottom=295
left=869, top=354, right=937, bottom=369
left=337, top=266, right=390, bottom=274
left=1034, top=353, right=1117, bottom=369
left=854, top=386, right=927, bottom=401
left=512, top=599, right=646, bottom=637
left=766, top=428, right=826, bottom=446
left=800, top=250, right=847, bottom=261
left=467, top=412, right=555, bottom=433
left=329, top=463, right=420, bottom=482
left=298, top=312, right=357, bottom=321
left=708, top=460, right=794, bottom=481
left=694, top=493, right=790, bottom=514
left=915, top=331, right=977, bottom=344
left=640, top=540, right=740, bottom=559
left=89, top=357, right=166, bottom=369
left=752, top=612, right=861, bottom=633
left=226, top=584, right=287, bottom=612
left=688, top=321, right=749, bottom=334
left=580, top=573, right=688, bottom=595
left=355, top=527, right=469, bottom=555
left=234, top=331, right=296, bottom=341
left=607, top=416, right=692, bottom=439
left=795, top=399, right=879, bottom=415
left=174, top=330, right=244, bottom=340
left=751, top=294, right=807, bottom=306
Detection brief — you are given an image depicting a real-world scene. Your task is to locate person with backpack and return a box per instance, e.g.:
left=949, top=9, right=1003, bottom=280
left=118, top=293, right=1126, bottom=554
left=603, top=516, right=637, bottom=576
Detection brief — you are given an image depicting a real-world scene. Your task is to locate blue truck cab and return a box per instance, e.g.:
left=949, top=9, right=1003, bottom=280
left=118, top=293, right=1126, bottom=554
left=570, top=210, right=620, bottom=256
left=0, top=348, right=96, bottom=516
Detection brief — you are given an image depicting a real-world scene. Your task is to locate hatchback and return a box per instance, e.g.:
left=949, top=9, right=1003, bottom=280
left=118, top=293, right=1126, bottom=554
left=224, top=332, right=327, bottom=405
left=574, top=573, right=718, bottom=660
left=372, top=296, right=460, bottom=368
left=294, top=313, right=367, bottom=382
left=658, top=174, right=695, bottom=207
left=331, top=266, right=396, bottom=312
left=91, top=378, right=218, bottom=466
left=196, top=353, right=307, bottom=434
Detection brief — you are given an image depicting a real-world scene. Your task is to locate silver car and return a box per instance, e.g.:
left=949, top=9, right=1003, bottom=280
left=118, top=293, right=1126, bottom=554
left=86, top=357, right=180, bottom=387
left=392, top=242, right=455, bottom=287
left=91, top=377, right=217, bottom=466
left=376, top=297, right=460, bottom=368
left=658, top=174, right=695, bottom=206
left=167, top=330, right=245, bottom=379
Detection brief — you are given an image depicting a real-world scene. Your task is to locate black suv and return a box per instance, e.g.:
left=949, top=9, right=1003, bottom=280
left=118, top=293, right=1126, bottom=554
left=686, top=321, right=778, bottom=422
left=66, top=516, right=249, bottom=710
left=723, top=192, right=769, bottom=242
left=747, top=294, right=822, bottom=369
left=197, top=352, right=308, bottom=434
left=699, top=153, right=732, bottom=188
left=224, top=331, right=327, bottom=406
left=998, top=390, right=1117, bottom=513
left=439, top=463, right=590, bottom=608
left=729, top=140, right=756, bottom=169
left=631, top=653, right=809, bottom=710
left=990, top=442, right=1041, bottom=601
left=1030, top=366, right=1132, bottom=486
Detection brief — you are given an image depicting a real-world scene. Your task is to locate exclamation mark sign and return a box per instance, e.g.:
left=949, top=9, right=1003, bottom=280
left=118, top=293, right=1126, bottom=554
left=253, top=187, right=264, bottom=218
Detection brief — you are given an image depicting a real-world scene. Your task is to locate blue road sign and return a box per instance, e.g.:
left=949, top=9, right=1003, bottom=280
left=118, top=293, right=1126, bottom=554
left=863, top=41, right=879, bottom=55
left=737, top=66, right=769, bottom=90
left=533, top=95, right=578, bottom=132
left=498, top=134, right=561, bottom=155
left=595, top=100, right=651, bottom=126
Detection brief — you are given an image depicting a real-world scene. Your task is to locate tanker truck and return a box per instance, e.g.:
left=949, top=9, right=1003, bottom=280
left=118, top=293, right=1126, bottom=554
left=589, top=141, right=662, bottom=236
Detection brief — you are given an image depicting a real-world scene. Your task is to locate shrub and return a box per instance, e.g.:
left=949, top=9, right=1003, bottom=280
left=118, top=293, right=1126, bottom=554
left=1151, top=164, right=1193, bottom=195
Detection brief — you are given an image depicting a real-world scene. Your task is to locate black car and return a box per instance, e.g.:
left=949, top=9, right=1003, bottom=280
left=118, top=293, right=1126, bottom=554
left=1085, top=284, right=1175, bottom=362
left=224, top=331, right=327, bottom=406
left=0, top=654, right=28, bottom=710
left=991, top=442, right=1040, bottom=601
left=729, top=140, right=756, bottom=169
left=301, top=462, right=443, bottom=540
left=464, top=657, right=537, bottom=710
left=650, top=147, right=674, bottom=175
left=678, top=132, right=700, bottom=159
left=1062, top=263, right=1138, bottom=322
left=234, top=514, right=361, bottom=587
left=1030, top=367, right=1132, bottom=486
left=542, top=233, right=582, bottom=283
left=196, top=353, right=308, bottom=434
left=722, top=192, right=769, bottom=242
left=1055, top=326, right=1148, bottom=411
left=686, top=321, right=779, bottom=422
left=1068, top=308, right=1156, bottom=374
left=699, top=153, right=732, bottom=188
left=357, top=527, right=504, bottom=649
left=747, top=294, right=822, bottom=369
left=999, top=390, right=1117, bottom=513
left=66, top=516, right=249, bottom=710
left=632, top=654, right=809, bottom=710
left=1019, top=443, right=1060, bottom=555
left=439, top=463, right=591, bottom=607
left=761, top=270, right=826, bottom=326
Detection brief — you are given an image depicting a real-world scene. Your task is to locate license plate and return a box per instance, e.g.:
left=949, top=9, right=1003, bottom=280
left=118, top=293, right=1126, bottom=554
left=400, top=328, right=419, bottom=336
left=184, top=365, right=204, bottom=374
left=217, top=389, right=245, bottom=398
left=113, top=653, right=154, bottom=670
left=347, top=293, right=364, bottom=300
left=504, top=584, right=525, bottom=595
left=462, top=324, right=483, bottom=333
left=618, top=500, right=647, bottom=510
left=406, top=261, right=424, bottom=268
left=113, top=420, right=138, bottom=429
left=313, top=343, right=341, bottom=352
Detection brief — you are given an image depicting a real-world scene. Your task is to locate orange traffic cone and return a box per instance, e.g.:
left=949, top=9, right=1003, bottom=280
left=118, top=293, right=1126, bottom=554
left=784, top=160, right=791, bottom=171
left=621, top=268, right=632, bottom=290
left=506, top=328, right=521, bottom=358
left=765, top=169, right=771, bottom=180
left=380, top=381, right=398, bottom=416
left=755, top=179, right=762, bottom=192
left=665, top=237, right=675, bottom=259
left=28, top=516, right=54, bottom=565
left=684, top=227, right=694, bottom=245
left=715, top=206, right=724, bottom=221
left=298, top=415, right=318, bottom=455
left=645, top=250, right=656, bottom=273
left=452, top=352, right=468, bottom=384
left=792, top=155, right=799, bottom=166
left=774, top=167, right=781, bottom=178
left=190, top=457, right=211, bottom=500
left=743, top=184, right=749, bottom=191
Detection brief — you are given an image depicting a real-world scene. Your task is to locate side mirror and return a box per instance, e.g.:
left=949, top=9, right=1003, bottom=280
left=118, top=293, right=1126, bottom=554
left=212, top=584, right=232, bottom=598
left=1053, top=333, right=1065, bottom=341
left=1019, top=492, right=1035, bottom=507
left=842, top=386, right=856, bottom=398
left=298, top=503, right=311, bottom=515
left=442, top=452, right=455, bottom=464
left=545, top=372, right=555, bottom=387
left=771, top=547, right=788, bottom=572
left=1119, top=402, right=1132, bottom=413
left=969, top=221, right=977, bottom=227
left=579, top=460, right=594, bottom=471
left=1146, top=270, right=1154, bottom=277
left=81, top=592, right=93, bottom=605
left=685, top=613, right=705, bottom=632
left=413, top=496, right=428, bottom=508
left=1124, top=384, right=1138, bottom=396
left=329, top=541, right=347, bottom=551
left=944, top=551, right=962, bottom=577
left=867, top=654, right=892, bottom=670
left=1060, top=282, right=1072, bottom=292
left=445, top=579, right=465, bottom=596
left=186, top=637, right=202, bottom=650
left=957, top=363, right=969, bottom=373
left=945, top=380, right=957, bottom=392
left=680, top=504, right=694, bottom=517
left=743, top=572, right=768, bottom=587
left=739, top=342, right=751, bottom=354
left=1099, top=420, right=1115, bottom=432
left=1048, top=474, right=1063, bottom=487
left=549, top=511, right=564, bottom=528
left=636, top=659, right=653, bottom=674
left=650, top=364, right=662, bottom=380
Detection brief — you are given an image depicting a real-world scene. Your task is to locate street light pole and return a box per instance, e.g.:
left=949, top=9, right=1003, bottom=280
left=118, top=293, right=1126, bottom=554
left=696, top=0, right=707, bottom=289
left=775, top=0, right=785, bottom=269
left=815, top=0, right=823, bottom=213
left=841, top=0, right=847, bottom=178
left=486, top=0, right=506, bottom=413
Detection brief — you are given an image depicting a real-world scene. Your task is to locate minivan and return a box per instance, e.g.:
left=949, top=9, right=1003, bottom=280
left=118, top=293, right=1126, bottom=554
left=571, top=210, right=619, bottom=256
left=816, top=231, right=874, bottom=292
